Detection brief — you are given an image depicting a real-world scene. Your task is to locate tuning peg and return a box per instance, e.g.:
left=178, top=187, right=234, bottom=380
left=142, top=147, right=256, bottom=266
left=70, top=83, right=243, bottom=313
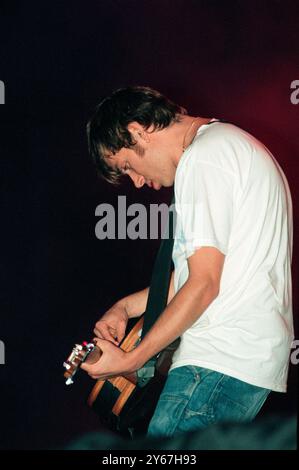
left=65, top=377, right=74, bottom=386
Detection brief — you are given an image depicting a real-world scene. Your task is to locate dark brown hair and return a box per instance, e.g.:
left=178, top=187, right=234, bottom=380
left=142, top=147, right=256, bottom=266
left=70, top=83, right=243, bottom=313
left=87, top=86, right=187, bottom=184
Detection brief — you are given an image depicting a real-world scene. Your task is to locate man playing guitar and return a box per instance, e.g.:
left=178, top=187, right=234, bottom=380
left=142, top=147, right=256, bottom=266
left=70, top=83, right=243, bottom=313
left=81, top=86, right=294, bottom=439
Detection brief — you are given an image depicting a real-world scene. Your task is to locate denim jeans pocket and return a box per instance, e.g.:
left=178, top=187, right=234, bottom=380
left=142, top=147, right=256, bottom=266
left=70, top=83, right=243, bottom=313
left=208, top=374, right=271, bottom=424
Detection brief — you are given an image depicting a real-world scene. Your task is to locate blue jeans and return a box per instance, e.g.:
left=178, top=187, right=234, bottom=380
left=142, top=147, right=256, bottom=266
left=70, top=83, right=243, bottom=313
left=147, top=366, right=271, bottom=439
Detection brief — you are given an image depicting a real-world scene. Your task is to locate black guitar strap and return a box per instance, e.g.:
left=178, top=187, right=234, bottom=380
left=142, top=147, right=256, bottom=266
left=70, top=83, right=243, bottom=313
left=137, top=118, right=227, bottom=386
left=141, top=197, right=175, bottom=340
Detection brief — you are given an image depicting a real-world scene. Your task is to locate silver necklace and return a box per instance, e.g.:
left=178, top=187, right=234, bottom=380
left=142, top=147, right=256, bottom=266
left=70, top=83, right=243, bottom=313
left=182, top=118, right=199, bottom=151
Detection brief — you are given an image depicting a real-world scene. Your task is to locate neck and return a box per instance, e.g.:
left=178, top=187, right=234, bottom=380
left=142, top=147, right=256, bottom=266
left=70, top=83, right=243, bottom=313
left=172, top=115, right=211, bottom=167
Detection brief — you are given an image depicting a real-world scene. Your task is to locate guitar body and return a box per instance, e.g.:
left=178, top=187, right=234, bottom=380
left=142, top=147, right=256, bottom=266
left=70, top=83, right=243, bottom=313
left=87, top=316, right=178, bottom=438
left=89, top=364, right=168, bottom=439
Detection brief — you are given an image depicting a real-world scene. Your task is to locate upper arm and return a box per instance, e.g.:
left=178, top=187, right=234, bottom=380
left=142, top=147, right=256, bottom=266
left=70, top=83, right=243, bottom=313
left=187, top=246, right=225, bottom=296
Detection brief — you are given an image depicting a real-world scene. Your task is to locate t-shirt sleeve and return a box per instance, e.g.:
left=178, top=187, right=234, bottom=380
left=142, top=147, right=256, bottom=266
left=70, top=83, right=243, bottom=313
left=175, top=159, right=235, bottom=258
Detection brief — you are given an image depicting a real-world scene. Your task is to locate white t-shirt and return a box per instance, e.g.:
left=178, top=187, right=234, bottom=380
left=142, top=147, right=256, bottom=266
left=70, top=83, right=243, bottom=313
left=170, top=120, right=293, bottom=392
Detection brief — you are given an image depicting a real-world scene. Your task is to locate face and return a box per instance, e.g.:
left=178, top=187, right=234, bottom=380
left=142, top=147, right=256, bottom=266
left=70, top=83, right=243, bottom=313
left=106, top=134, right=177, bottom=190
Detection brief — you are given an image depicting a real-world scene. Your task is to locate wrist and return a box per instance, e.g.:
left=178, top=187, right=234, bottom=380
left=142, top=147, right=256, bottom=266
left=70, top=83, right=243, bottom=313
left=127, top=347, right=145, bottom=372
left=119, top=287, right=150, bottom=320
left=115, top=298, right=131, bottom=319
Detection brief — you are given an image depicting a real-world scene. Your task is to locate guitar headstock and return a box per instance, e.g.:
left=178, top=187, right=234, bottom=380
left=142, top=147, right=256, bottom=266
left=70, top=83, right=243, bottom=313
left=63, top=341, right=96, bottom=385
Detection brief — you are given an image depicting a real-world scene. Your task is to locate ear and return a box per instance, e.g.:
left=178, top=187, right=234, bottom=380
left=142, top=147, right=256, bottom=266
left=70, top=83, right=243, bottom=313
left=127, top=121, right=150, bottom=143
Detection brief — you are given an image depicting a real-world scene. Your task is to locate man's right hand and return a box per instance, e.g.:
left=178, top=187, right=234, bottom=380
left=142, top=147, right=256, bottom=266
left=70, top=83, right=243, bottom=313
left=93, top=274, right=174, bottom=346
left=93, top=302, right=129, bottom=346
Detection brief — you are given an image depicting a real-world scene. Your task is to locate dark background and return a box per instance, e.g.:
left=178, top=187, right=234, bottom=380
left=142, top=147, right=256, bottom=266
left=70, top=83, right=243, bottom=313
left=0, top=0, right=298, bottom=450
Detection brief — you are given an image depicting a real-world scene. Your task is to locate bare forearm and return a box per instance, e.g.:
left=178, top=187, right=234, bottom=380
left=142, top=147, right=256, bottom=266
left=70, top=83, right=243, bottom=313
left=167, top=270, right=175, bottom=304
left=129, top=278, right=218, bottom=369
left=117, top=287, right=149, bottom=319
left=118, top=271, right=175, bottom=319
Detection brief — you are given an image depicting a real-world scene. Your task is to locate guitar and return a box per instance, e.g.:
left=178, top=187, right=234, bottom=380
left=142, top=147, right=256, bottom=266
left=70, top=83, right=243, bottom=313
left=63, top=316, right=179, bottom=438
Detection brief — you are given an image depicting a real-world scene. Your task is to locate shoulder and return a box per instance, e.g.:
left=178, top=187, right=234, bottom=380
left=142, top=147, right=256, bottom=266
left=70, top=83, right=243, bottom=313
left=175, top=122, right=254, bottom=185
left=191, top=121, right=254, bottom=161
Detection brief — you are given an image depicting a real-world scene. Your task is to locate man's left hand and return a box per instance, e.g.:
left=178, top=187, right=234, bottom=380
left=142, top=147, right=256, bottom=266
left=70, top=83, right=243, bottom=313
left=80, top=338, right=138, bottom=380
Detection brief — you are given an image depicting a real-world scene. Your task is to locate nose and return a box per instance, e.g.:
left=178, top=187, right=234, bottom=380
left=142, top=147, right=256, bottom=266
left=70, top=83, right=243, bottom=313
left=128, top=171, right=145, bottom=188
